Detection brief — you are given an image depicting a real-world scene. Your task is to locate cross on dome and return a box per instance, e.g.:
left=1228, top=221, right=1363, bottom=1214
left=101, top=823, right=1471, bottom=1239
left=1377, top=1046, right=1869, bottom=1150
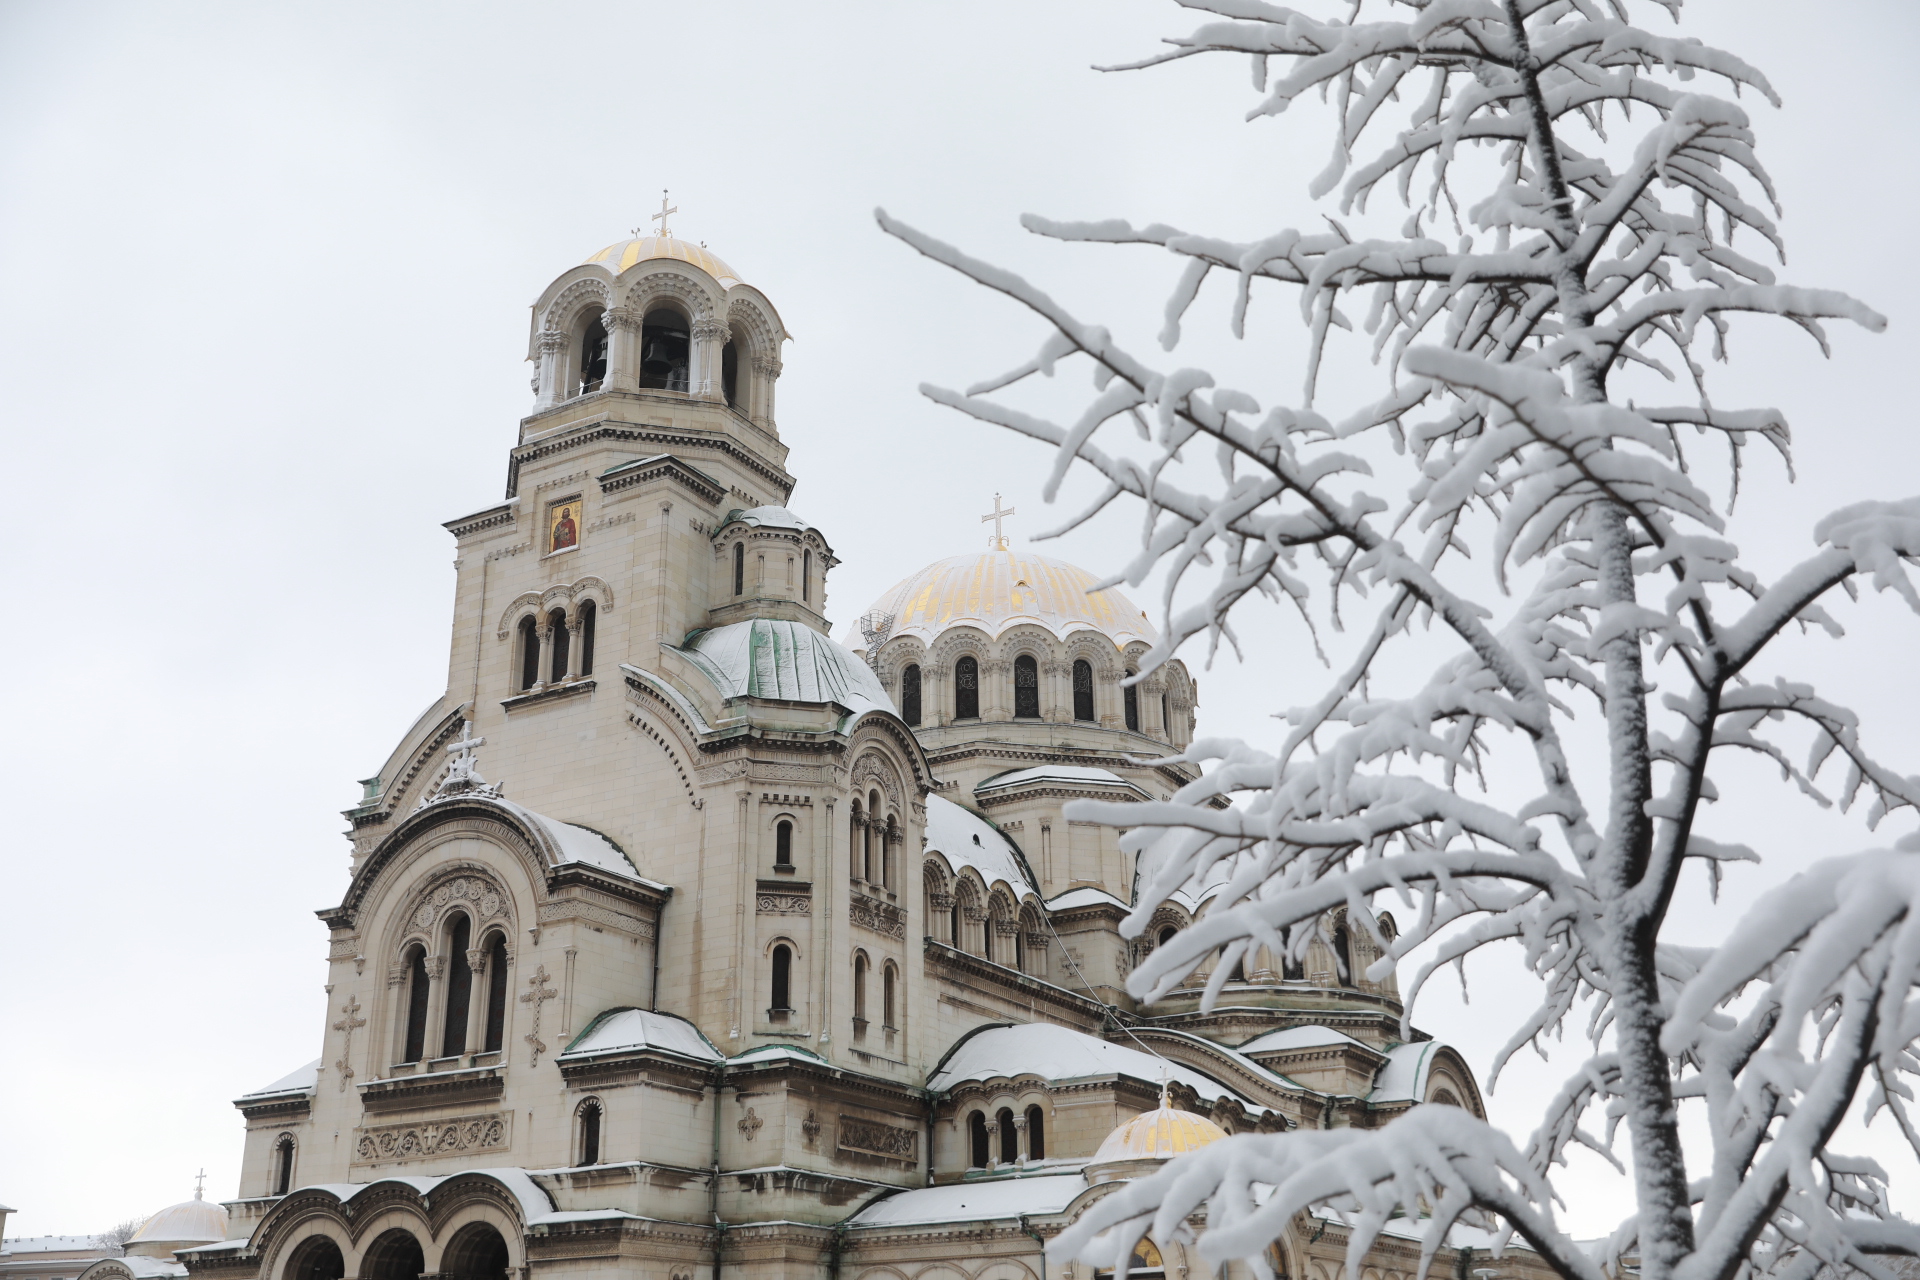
left=981, top=494, right=1016, bottom=549
left=194, top=1168, right=206, bottom=1200
left=640, top=189, right=679, bottom=240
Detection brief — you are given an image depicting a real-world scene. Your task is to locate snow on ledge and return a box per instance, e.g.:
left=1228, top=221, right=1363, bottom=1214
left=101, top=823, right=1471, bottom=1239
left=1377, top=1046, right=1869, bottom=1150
left=849, top=1172, right=1088, bottom=1226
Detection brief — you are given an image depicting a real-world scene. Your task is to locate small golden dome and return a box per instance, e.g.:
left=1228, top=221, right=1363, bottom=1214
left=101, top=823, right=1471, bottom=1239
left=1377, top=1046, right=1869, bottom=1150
left=1092, top=1099, right=1228, bottom=1163
left=584, top=235, right=741, bottom=288
left=858, top=548, right=1156, bottom=649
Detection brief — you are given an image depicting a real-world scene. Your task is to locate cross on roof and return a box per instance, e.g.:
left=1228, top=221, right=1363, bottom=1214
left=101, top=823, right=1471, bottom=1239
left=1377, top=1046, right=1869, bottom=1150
left=981, top=493, right=1016, bottom=549
left=648, top=190, right=678, bottom=239
left=194, top=1169, right=206, bottom=1200
left=446, top=722, right=485, bottom=764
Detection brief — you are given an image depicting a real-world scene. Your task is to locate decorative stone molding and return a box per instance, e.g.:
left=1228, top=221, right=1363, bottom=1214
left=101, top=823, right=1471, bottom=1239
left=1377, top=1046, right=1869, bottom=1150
left=536, top=897, right=654, bottom=939
left=352, top=1112, right=510, bottom=1165
left=850, top=894, right=906, bottom=940
left=837, top=1115, right=917, bottom=1161
left=408, top=873, right=511, bottom=936
left=738, top=1107, right=764, bottom=1140
left=756, top=889, right=811, bottom=916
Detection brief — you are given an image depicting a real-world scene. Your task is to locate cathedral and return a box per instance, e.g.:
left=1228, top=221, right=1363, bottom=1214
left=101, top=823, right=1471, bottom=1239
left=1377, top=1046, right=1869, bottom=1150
left=171, top=225, right=1550, bottom=1280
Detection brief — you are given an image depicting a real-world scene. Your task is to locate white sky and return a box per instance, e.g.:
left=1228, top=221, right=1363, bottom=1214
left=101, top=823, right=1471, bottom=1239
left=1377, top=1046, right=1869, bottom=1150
left=2, top=0, right=1917, bottom=1245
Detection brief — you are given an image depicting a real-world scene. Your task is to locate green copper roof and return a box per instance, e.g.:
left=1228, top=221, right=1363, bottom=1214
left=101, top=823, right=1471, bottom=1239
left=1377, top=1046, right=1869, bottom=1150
left=674, top=619, right=894, bottom=716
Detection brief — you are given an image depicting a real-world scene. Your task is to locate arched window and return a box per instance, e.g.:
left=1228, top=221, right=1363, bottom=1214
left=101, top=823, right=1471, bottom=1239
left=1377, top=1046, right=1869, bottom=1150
left=901, top=664, right=921, bottom=726
left=362, top=1230, right=425, bottom=1280
left=1157, top=925, right=1177, bottom=949
left=734, top=542, right=745, bottom=596
left=1332, top=922, right=1353, bottom=986
left=440, top=1225, right=508, bottom=1280
left=1124, top=673, right=1140, bottom=731
left=273, top=1135, right=295, bottom=1196
left=1014, top=654, right=1040, bottom=717
left=882, top=963, right=897, bottom=1029
left=955, top=656, right=979, bottom=719
left=802, top=549, right=812, bottom=602
left=722, top=339, right=739, bottom=407
left=441, top=913, right=473, bottom=1058
left=997, top=1107, right=1018, bottom=1164
left=1025, top=1105, right=1045, bottom=1160
left=775, top=820, right=794, bottom=869
left=1072, top=660, right=1095, bottom=722
left=1430, top=1089, right=1462, bottom=1108
left=853, top=953, right=869, bottom=1028
left=1161, top=692, right=1171, bottom=737
left=848, top=801, right=863, bottom=878
left=578, top=1099, right=603, bottom=1166
left=548, top=608, right=570, bottom=683
left=949, top=899, right=961, bottom=949
left=577, top=600, right=597, bottom=677
left=881, top=813, right=896, bottom=890
left=483, top=932, right=509, bottom=1052
left=968, top=1110, right=990, bottom=1168
left=770, top=944, right=793, bottom=1013
left=286, top=1237, right=345, bottom=1280
left=517, top=615, right=540, bottom=691
left=402, top=945, right=430, bottom=1064
left=981, top=909, right=994, bottom=964
left=638, top=308, right=690, bottom=392
left=862, top=799, right=877, bottom=883
left=578, top=314, right=608, bottom=394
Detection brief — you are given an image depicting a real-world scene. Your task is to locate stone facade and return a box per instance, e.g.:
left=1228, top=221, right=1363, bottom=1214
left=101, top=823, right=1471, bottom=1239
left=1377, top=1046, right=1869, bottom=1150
left=178, top=231, right=1554, bottom=1280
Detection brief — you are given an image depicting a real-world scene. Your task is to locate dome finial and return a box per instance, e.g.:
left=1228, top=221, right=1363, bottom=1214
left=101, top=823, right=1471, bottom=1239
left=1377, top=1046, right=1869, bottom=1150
left=637, top=189, right=679, bottom=240
left=194, top=1168, right=205, bottom=1200
left=981, top=493, right=1017, bottom=550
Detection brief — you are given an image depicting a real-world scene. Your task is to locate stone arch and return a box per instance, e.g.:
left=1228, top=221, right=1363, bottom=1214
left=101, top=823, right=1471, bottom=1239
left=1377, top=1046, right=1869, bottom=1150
left=279, top=1232, right=348, bottom=1280
left=618, top=264, right=719, bottom=324
left=438, top=1221, right=510, bottom=1280
left=538, top=277, right=611, bottom=340
left=851, top=749, right=904, bottom=813
left=928, top=627, right=993, bottom=671
left=357, top=1227, right=425, bottom=1280
left=382, top=866, right=515, bottom=970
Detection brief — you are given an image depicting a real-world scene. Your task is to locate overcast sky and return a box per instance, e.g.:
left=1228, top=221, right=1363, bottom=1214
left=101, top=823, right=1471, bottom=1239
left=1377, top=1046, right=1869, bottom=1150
left=2, top=0, right=1917, bottom=1243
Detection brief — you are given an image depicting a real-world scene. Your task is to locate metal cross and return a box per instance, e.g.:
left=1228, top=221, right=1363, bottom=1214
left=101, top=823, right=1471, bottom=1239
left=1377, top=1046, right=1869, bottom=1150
left=981, top=493, right=1016, bottom=549
left=331, top=995, right=366, bottom=1092
left=650, top=190, right=678, bottom=239
left=194, top=1169, right=206, bottom=1199
left=520, top=964, right=558, bottom=1065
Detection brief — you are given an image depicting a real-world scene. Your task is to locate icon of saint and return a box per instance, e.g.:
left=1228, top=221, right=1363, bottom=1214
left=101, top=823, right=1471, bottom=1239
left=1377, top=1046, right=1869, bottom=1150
left=551, top=506, right=578, bottom=551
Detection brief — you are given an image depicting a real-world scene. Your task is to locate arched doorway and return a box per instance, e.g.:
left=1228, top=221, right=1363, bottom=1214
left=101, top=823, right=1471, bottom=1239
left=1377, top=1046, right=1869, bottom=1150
left=285, top=1237, right=345, bottom=1280
left=441, top=1222, right=510, bottom=1280
left=359, top=1229, right=424, bottom=1280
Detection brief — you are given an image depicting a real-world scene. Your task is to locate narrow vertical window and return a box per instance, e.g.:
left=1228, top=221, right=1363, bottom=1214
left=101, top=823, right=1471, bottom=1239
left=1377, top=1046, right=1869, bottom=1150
left=901, top=664, right=921, bottom=726
left=518, top=615, right=540, bottom=691
left=950, top=901, right=961, bottom=949
left=441, top=914, right=472, bottom=1057
left=579, top=1100, right=602, bottom=1166
left=548, top=609, right=569, bottom=683
left=775, top=820, right=793, bottom=869
left=578, top=313, right=608, bottom=393
left=1124, top=673, right=1140, bottom=731
left=998, top=1108, right=1018, bottom=1164
left=1072, top=660, right=1095, bottom=722
left=771, top=944, right=792, bottom=1012
left=969, top=1111, right=990, bottom=1168
left=1333, top=923, right=1352, bottom=986
left=483, top=933, right=509, bottom=1052
left=734, top=542, right=745, bottom=596
left=1014, top=655, right=1040, bottom=718
left=982, top=912, right=994, bottom=963
left=1161, top=692, right=1171, bottom=737
left=882, top=964, right=896, bottom=1029
left=955, top=656, right=979, bottom=719
left=1026, top=1105, right=1045, bottom=1160
left=274, top=1137, right=295, bottom=1197
left=403, top=947, right=430, bottom=1064
left=848, top=803, right=863, bottom=878
left=853, top=954, right=869, bottom=1026
left=802, top=549, right=812, bottom=602
left=722, top=340, right=739, bottom=407
left=577, top=600, right=596, bottom=677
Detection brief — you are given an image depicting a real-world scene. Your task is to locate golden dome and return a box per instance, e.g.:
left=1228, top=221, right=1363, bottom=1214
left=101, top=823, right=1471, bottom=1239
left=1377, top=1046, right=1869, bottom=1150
left=1092, top=1099, right=1228, bottom=1163
left=584, top=235, right=741, bottom=288
left=858, top=548, right=1156, bottom=649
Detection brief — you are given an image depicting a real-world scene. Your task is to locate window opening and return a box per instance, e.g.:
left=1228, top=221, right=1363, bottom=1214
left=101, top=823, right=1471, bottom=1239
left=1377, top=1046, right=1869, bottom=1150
left=1158, top=925, right=1177, bottom=949
left=1072, top=660, right=1095, bottom=721
left=848, top=802, right=863, bottom=877
left=955, top=656, right=979, bottom=719
left=402, top=947, right=430, bottom=1063
left=1161, top=692, right=1171, bottom=737
left=770, top=944, right=792, bottom=1013
left=1333, top=922, right=1353, bottom=986
left=1124, top=673, right=1140, bottom=732
left=1026, top=1105, right=1045, bottom=1160
left=1014, top=655, right=1040, bottom=718
left=982, top=911, right=994, bottom=963
left=363, top=1232, right=424, bottom=1280
left=483, top=933, right=509, bottom=1052
left=288, top=1238, right=345, bottom=1280
left=882, top=964, right=896, bottom=1029
left=577, top=600, right=596, bottom=677
left=638, top=308, right=690, bottom=391
left=802, top=549, right=812, bottom=602
left=547, top=609, right=569, bottom=683
left=968, top=1110, right=990, bottom=1168
left=950, top=900, right=962, bottom=948
left=441, top=914, right=473, bottom=1057
left=580, top=1100, right=602, bottom=1166
left=578, top=314, right=608, bottom=394
left=734, top=543, right=745, bottom=596
left=722, top=340, right=739, bottom=407
left=901, top=664, right=921, bottom=725
left=273, top=1136, right=294, bottom=1197
left=997, top=1108, right=1018, bottom=1164
left=853, top=954, right=868, bottom=1027
left=518, top=616, right=540, bottom=691
left=775, top=820, right=793, bottom=869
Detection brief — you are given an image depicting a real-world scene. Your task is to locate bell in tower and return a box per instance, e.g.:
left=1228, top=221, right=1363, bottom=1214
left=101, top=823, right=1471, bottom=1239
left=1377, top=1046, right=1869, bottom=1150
left=638, top=307, right=690, bottom=391
left=578, top=314, right=608, bottom=394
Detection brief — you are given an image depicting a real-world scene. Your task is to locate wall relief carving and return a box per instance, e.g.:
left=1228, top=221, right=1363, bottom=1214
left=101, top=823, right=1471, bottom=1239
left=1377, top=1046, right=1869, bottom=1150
left=353, top=1112, right=510, bottom=1164
left=837, top=1115, right=917, bottom=1161
left=850, top=894, right=906, bottom=940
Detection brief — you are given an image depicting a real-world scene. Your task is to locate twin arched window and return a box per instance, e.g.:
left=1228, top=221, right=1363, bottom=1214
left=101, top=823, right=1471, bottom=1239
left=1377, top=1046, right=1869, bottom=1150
left=964, top=1106, right=1044, bottom=1168
left=954, top=656, right=979, bottom=719
left=516, top=603, right=596, bottom=692
left=900, top=664, right=921, bottom=725
left=1013, top=655, right=1040, bottom=718
left=400, top=918, right=510, bottom=1066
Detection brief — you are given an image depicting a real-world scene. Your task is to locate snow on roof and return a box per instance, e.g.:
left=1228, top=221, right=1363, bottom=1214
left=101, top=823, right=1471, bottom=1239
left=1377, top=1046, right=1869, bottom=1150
left=560, top=1008, right=721, bottom=1063
left=975, top=765, right=1142, bottom=793
left=928, top=1023, right=1252, bottom=1105
left=1045, top=886, right=1130, bottom=913
left=849, top=1173, right=1088, bottom=1227
left=1368, top=1041, right=1442, bottom=1103
left=238, top=1059, right=320, bottom=1099
left=1238, top=1025, right=1373, bottom=1055
left=494, top=802, right=653, bottom=884
left=295, top=1168, right=555, bottom=1224
left=924, top=795, right=1034, bottom=898
left=728, top=1043, right=830, bottom=1066
left=674, top=620, right=895, bottom=718
left=173, top=1243, right=249, bottom=1258
left=4, top=1237, right=105, bottom=1254
left=722, top=505, right=814, bottom=535
left=100, top=1255, right=192, bottom=1277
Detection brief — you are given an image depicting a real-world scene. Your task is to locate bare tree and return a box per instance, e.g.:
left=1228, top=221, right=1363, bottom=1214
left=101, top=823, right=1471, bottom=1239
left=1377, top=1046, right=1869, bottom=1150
left=880, top=4, right=1920, bottom=1280
left=94, top=1218, right=143, bottom=1254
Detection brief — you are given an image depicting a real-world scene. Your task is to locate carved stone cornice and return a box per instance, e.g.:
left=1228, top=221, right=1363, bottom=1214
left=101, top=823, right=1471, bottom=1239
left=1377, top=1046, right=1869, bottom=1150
left=509, top=416, right=793, bottom=503
left=443, top=503, right=516, bottom=539
left=359, top=1065, right=505, bottom=1114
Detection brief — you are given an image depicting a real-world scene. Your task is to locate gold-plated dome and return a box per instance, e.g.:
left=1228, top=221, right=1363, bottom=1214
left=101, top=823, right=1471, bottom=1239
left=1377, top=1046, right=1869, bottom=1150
left=1092, top=1100, right=1228, bottom=1163
left=859, top=548, right=1156, bottom=648
left=584, top=235, right=741, bottom=287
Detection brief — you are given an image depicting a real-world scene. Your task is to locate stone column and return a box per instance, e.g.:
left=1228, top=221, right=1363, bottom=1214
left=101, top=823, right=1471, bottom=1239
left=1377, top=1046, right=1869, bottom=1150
left=464, top=947, right=489, bottom=1056
left=693, top=318, right=729, bottom=400
left=385, top=963, right=409, bottom=1069
left=534, top=620, right=554, bottom=690
left=981, top=660, right=1010, bottom=720
left=423, top=955, right=448, bottom=1058
left=533, top=329, right=566, bottom=409
left=931, top=893, right=955, bottom=944
left=565, top=612, right=586, bottom=680
left=1014, top=1113, right=1030, bottom=1163
left=602, top=306, right=642, bottom=394
left=754, top=355, right=782, bottom=428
